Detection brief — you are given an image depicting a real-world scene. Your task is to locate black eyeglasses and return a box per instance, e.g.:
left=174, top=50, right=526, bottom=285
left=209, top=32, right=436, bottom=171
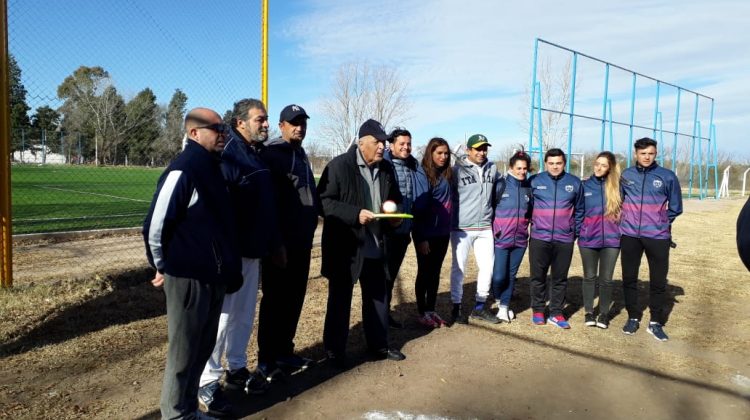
left=196, top=123, right=229, bottom=135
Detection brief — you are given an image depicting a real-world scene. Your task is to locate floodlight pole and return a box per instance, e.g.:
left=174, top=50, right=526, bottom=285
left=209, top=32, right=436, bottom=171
left=261, top=0, right=269, bottom=109
left=1, top=0, right=13, bottom=288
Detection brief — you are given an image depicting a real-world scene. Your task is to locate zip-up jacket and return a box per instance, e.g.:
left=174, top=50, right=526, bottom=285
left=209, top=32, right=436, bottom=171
left=412, top=165, right=452, bottom=243
left=620, top=163, right=682, bottom=240
left=575, top=175, right=621, bottom=248
left=221, top=128, right=282, bottom=258
left=451, top=156, right=500, bottom=231
left=492, top=173, right=532, bottom=248
left=143, top=139, right=242, bottom=288
left=384, top=150, right=419, bottom=235
left=261, top=137, right=321, bottom=250
left=529, top=171, right=581, bottom=243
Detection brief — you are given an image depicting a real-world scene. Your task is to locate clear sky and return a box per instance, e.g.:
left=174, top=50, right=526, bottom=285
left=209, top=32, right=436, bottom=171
left=8, top=0, right=750, bottom=160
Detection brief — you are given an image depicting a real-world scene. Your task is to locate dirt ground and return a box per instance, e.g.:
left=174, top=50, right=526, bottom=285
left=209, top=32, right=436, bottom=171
left=1, top=199, right=750, bottom=419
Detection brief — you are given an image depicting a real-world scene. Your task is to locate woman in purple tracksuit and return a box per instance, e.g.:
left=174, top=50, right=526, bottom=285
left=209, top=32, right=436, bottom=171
left=574, top=151, right=622, bottom=329
left=491, top=151, right=532, bottom=323
left=412, top=137, right=453, bottom=328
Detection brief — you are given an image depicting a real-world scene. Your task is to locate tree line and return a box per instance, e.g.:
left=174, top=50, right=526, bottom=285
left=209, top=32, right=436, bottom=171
left=8, top=55, right=187, bottom=166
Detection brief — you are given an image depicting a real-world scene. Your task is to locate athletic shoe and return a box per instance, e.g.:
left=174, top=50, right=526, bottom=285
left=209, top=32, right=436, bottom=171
left=584, top=313, right=596, bottom=327
left=532, top=312, right=546, bottom=325
left=496, top=306, right=512, bottom=323
left=596, top=314, right=609, bottom=329
left=508, top=309, right=516, bottom=320
left=418, top=313, right=439, bottom=328
left=198, top=381, right=232, bottom=417
left=428, top=311, right=448, bottom=327
left=222, top=367, right=251, bottom=392
left=369, top=347, right=406, bottom=361
left=647, top=322, right=669, bottom=342
left=622, top=318, right=640, bottom=335
left=451, top=304, right=468, bottom=325
left=470, top=307, right=501, bottom=324
left=548, top=315, right=571, bottom=329
left=276, top=354, right=313, bottom=372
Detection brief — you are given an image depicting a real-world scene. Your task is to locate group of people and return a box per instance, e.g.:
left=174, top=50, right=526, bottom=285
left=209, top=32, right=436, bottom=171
left=142, top=101, right=683, bottom=419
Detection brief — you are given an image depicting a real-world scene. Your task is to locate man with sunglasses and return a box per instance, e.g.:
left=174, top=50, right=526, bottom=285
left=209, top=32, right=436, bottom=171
left=197, top=98, right=283, bottom=417
left=256, top=104, right=320, bottom=377
left=143, top=108, right=243, bottom=419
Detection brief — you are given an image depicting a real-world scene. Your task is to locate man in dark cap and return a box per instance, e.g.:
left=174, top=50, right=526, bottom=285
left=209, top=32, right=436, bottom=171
left=256, top=104, right=321, bottom=375
left=318, top=119, right=406, bottom=367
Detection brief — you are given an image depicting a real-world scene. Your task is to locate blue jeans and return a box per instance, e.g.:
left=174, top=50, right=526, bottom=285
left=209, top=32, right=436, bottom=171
left=491, top=246, right=526, bottom=306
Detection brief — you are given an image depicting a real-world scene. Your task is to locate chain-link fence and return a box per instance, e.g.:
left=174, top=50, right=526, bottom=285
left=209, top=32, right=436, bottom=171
left=6, top=0, right=263, bottom=283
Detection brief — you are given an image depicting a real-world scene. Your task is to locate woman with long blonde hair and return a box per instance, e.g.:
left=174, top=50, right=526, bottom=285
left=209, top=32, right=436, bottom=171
left=574, top=151, right=622, bottom=329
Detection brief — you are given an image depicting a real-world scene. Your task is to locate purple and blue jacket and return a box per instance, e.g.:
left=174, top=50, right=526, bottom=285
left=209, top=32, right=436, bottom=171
left=492, top=173, right=532, bottom=249
left=412, top=166, right=452, bottom=243
left=575, top=176, right=621, bottom=248
left=620, top=163, right=682, bottom=240
left=529, top=171, right=581, bottom=243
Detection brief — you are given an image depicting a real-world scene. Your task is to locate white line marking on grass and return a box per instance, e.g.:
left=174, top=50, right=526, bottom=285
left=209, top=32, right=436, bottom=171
left=35, top=185, right=151, bottom=203
left=14, top=213, right=144, bottom=222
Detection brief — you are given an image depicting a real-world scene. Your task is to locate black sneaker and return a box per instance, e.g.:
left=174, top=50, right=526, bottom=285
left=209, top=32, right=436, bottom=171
left=451, top=303, right=469, bottom=325
left=276, top=354, right=314, bottom=372
left=596, top=314, right=609, bottom=329
left=198, top=380, right=232, bottom=417
left=255, top=362, right=282, bottom=386
left=388, top=314, right=404, bottom=329
left=221, top=367, right=250, bottom=392
left=622, top=318, right=640, bottom=335
left=647, top=322, right=669, bottom=342
left=584, top=313, right=596, bottom=327
left=470, top=307, right=501, bottom=324
left=245, top=369, right=272, bottom=395
left=369, top=347, right=406, bottom=361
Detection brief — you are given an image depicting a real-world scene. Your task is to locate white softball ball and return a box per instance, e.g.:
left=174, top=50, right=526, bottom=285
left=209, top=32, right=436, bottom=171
left=382, top=200, right=397, bottom=214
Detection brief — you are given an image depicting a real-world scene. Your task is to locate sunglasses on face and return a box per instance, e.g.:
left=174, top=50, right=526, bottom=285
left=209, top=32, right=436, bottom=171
left=196, top=123, right=229, bottom=135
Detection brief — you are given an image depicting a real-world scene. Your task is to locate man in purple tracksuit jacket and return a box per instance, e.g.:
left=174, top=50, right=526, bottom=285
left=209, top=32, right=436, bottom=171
left=620, top=137, right=682, bottom=341
left=528, top=148, right=581, bottom=329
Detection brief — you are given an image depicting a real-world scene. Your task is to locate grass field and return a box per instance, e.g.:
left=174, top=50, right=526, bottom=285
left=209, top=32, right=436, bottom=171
left=11, top=164, right=162, bottom=234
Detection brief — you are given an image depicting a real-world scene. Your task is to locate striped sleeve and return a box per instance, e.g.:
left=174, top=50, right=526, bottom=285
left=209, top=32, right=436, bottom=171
left=147, top=170, right=186, bottom=271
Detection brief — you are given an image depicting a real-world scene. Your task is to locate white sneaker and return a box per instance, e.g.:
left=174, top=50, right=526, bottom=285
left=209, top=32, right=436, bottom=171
left=496, top=306, right=512, bottom=323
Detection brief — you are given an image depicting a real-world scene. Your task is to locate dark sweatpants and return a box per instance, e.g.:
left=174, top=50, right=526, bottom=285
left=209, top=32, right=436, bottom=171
left=528, top=238, right=574, bottom=317
left=160, top=275, right=225, bottom=420
left=620, top=235, right=671, bottom=325
left=323, top=258, right=389, bottom=355
left=415, top=235, right=450, bottom=314
left=579, top=246, right=620, bottom=316
left=257, top=247, right=312, bottom=364
left=385, top=233, right=412, bottom=309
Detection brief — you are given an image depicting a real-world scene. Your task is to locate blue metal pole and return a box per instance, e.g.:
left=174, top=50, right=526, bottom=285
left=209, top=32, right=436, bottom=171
left=567, top=52, right=578, bottom=173
left=628, top=73, right=636, bottom=167
left=688, top=94, right=699, bottom=198
left=600, top=63, right=610, bottom=151
left=653, top=81, right=661, bottom=139
left=528, top=38, right=539, bottom=152
left=536, top=84, right=544, bottom=170
left=657, top=111, right=664, bottom=167
left=673, top=88, right=681, bottom=171
left=607, top=100, right=614, bottom=151
left=697, top=121, right=704, bottom=199
left=712, top=124, right=718, bottom=199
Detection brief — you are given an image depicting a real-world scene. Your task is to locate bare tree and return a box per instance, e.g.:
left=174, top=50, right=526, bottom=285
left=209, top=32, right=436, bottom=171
left=519, top=57, right=574, bottom=151
left=320, top=61, right=410, bottom=154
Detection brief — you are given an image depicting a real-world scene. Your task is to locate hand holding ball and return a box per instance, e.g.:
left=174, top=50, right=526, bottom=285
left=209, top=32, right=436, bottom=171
left=382, top=200, right=397, bottom=214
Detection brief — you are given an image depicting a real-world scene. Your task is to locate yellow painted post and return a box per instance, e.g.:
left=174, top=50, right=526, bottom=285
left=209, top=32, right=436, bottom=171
left=261, top=0, right=268, bottom=108
left=0, top=0, right=13, bottom=288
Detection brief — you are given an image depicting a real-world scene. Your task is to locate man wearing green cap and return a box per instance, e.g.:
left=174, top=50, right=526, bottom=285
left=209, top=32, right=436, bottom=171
left=449, top=134, right=503, bottom=325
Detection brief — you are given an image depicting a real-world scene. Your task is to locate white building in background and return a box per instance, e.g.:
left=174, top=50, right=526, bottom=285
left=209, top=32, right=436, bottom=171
left=12, top=146, right=66, bottom=164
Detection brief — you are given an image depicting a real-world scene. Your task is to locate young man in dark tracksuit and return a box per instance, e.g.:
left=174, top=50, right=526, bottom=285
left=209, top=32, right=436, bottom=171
left=319, top=119, right=405, bottom=366
left=528, top=148, right=581, bottom=329
left=620, top=137, right=682, bottom=341
left=143, top=108, right=242, bottom=420
left=257, top=104, right=320, bottom=375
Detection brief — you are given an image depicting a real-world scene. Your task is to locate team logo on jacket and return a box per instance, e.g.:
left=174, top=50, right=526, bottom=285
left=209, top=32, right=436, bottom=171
left=565, top=185, right=574, bottom=192
left=653, top=179, right=663, bottom=188
left=584, top=192, right=592, bottom=197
